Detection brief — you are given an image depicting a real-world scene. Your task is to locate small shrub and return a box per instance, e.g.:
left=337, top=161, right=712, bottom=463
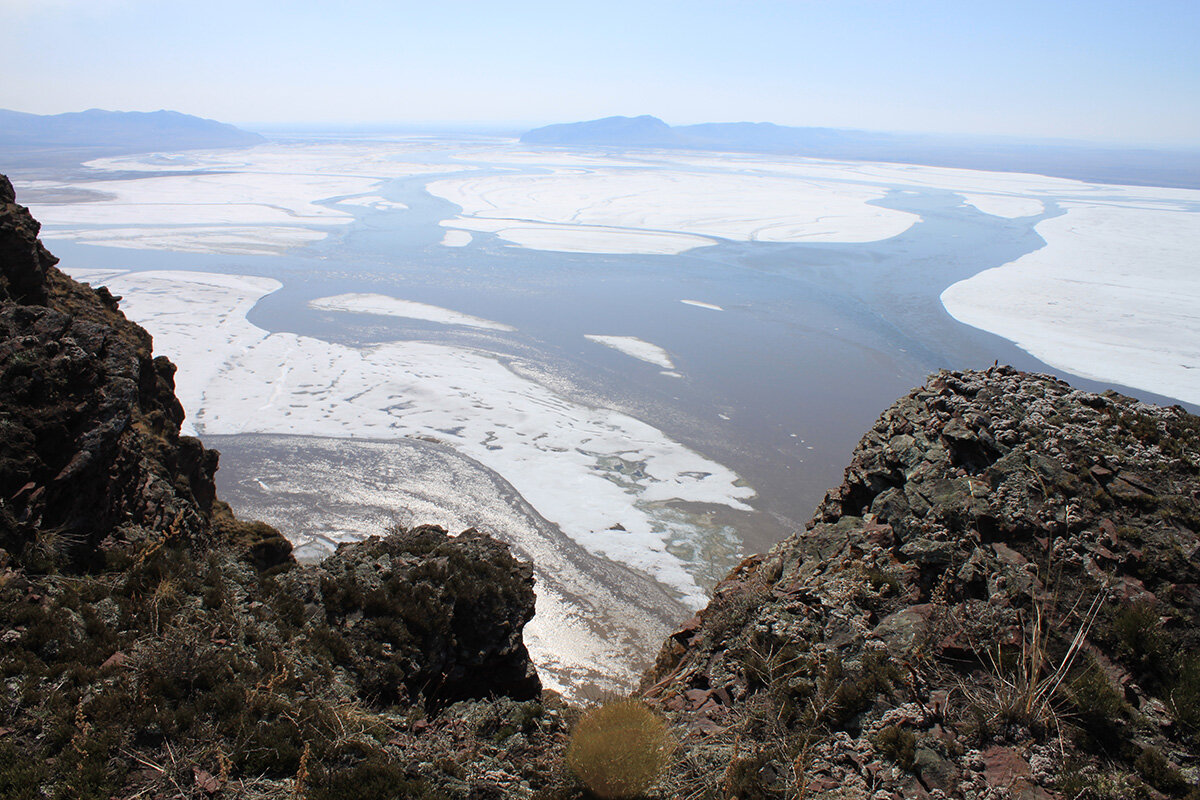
left=1111, top=601, right=1165, bottom=673
left=1065, top=661, right=1129, bottom=752
left=1169, top=654, right=1200, bottom=747
left=0, top=741, right=47, bottom=800
left=566, top=700, right=672, bottom=799
left=821, top=650, right=899, bottom=728
left=873, top=724, right=917, bottom=771
left=309, top=755, right=439, bottom=800
left=721, top=753, right=778, bottom=800
left=1133, top=746, right=1189, bottom=796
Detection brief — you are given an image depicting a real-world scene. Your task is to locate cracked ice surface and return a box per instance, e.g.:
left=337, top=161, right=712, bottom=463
left=67, top=268, right=755, bottom=608
left=942, top=199, right=1200, bottom=405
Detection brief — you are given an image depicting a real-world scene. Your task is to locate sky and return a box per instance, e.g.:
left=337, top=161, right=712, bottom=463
left=2, top=0, right=1199, bottom=146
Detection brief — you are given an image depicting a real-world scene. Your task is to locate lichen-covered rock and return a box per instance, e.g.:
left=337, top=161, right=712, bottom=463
left=0, top=173, right=290, bottom=569
left=642, top=367, right=1200, bottom=799
left=294, top=525, right=541, bottom=708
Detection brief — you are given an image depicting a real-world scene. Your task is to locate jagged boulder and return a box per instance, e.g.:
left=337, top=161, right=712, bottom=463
left=293, top=525, right=541, bottom=708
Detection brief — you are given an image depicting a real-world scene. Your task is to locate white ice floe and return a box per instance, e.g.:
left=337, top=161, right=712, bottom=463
left=942, top=200, right=1200, bottom=405
left=440, top=217, right=715, bottom=255
left=427, top=165, right=918, bottom=254
left=65, top=268, right=754, bottom=607
left=309, top=293, right=516, bottom=331
left=681, top=299, right=724, bottom=311
left=585, top=335, right=675, bottom=369
left=960, top=193, right=1044, bottom=218
left=440, top=229, right=473, bottom=247
left=26, top=172, right=372, bottom=226
left=337, top=194, right=409, bottom=211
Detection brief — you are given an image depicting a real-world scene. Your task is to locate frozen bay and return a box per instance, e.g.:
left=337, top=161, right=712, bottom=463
left=23, top=135, right=1200, bottom=692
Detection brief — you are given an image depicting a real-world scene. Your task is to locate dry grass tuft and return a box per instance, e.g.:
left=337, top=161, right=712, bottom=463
left=566, top=699, right=673, bottom=798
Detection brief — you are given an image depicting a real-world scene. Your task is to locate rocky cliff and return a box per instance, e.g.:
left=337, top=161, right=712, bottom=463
left=0, top=177, right=558, bottom=798
left=0, top=175, right=290, bottom=570
left=642, top=367, right=1200, bottom=798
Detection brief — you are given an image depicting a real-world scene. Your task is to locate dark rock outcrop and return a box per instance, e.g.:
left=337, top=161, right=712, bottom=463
left=0, top=174, right=281, bottom=569
left=642, top=367, right=1200, bottom=799
left=296, top=525, right=541, bottom=709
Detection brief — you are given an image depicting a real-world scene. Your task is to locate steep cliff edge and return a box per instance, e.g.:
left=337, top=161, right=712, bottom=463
left=0, top=177, right=554, bottom=798
left=0, top=174, right=289, bottom=569
left=643, top=367, right=1200, bottom=798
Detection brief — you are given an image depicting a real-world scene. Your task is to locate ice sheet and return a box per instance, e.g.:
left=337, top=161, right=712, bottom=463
left=942, top=200, right=1200, bottom=404
left=26, top=172, right=372, bottom=226
left=18, top=141, right=468, bottom=254
left=585, top=335, right=675, bottom=369
left=47, top=226, right=328, bottom=255
left=427, top=166, right=919, bottom=254
left=66, top=268, right=755, bottom=607
left=310, top=293, right=516, bottom=331
left=440, top=217, right=715, bottom=254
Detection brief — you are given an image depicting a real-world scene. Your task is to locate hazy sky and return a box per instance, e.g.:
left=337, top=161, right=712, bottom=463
left=3, top=0, right=1198, bottom=145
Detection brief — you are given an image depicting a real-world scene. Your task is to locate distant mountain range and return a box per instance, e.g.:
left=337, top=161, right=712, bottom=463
left=0, top=108, right=264, bottom=168
left=522, top=115, right=1200, bottom=189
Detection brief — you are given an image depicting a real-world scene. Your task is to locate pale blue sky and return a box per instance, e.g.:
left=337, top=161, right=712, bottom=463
left=3, top=0, right=1198, bottom=145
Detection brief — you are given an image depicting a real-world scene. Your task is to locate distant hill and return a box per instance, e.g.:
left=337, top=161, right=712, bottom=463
left=0, top=108, right=264, bottom=169
left=521, top=114, right=684, bottom=148
left=521, top=115, right=1200, bottom=189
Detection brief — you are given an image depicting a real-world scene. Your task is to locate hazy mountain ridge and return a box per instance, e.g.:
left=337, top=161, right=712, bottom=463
left=0, top=108, right=264, bottom=168
left=522, top=115, right=1200, bottom=189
